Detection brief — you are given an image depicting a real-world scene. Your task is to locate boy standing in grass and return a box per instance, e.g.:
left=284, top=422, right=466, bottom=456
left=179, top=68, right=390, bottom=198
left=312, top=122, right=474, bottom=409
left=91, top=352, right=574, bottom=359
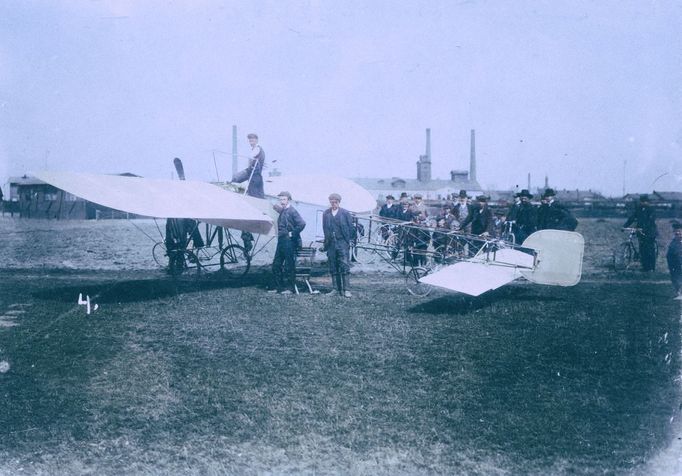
left=666, top=222, right=682, bottom=300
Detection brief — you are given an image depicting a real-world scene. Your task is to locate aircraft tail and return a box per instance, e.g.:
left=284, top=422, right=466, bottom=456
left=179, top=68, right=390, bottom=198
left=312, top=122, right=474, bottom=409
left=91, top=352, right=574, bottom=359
left=520, top=230, right=584, bottom=286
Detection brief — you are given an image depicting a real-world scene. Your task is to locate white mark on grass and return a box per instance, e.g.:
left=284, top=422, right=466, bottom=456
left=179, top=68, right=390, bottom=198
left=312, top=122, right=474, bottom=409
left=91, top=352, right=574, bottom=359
left=0, top=361, right=10, bottom=373
left=77, top=293, right=99, bottom=315
left=0, top=319, right=18, bottom=328
left=4, top=310, right=25, bottom=315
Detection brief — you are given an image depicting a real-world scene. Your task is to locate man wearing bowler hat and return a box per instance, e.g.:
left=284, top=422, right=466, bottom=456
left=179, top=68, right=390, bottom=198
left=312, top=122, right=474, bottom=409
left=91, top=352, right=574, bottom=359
left=322, top=193, right=355, bottom=297
left=450, top=189, right=473, bottom=232
left=508, top=189, right=537, bottom=244
left=537, top=188, right=578, bottom=231
left=269, top=191, right=306, bottom=294
left=623, top=194, right=658, bottom=272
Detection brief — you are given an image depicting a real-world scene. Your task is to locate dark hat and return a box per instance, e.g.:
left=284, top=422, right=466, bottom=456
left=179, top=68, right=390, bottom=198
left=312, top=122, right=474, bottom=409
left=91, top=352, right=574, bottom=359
left=542, top=188, right=556, bottom=198
left=247, top=133, right=258, bottom=139
left=673, top=222, right=682, bottom=230
left=277, top=191, right=292, bottom=199
left=457, top=189, right=469, bottom=198
left=385, top=194, right=395, bottom=200
left=414, top=193, right=423, bottom=199
left=494, top=210, right=505, bottom=216
left=516, top=189, right=533, bottom=199
left=639, top=194, right=650, bottom=202
left=328, top=193, right=341, bottom=201
left=476, top=194, right=489, bottom=202
left=399, top=192, right=408, bottom=199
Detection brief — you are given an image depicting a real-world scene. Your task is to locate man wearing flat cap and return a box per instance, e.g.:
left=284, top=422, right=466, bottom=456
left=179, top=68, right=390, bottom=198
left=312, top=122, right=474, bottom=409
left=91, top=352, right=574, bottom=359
left=537, top=188, right=578, bottom=231
left=322, top=193, right=355, bottom=297
left=507, top=189, right=537, bottom=244
left=270, top=191, right=306, bottom=294
left=623, top=194, right=658, bottom=271
left=667, top=222, right=682, bottom=299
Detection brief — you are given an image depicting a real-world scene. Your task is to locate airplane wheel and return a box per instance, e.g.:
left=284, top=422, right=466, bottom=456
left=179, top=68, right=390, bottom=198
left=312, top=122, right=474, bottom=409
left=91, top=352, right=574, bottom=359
left=219, top=244, right=251, bottom=277
left=405, top=266, right=432, bottom=297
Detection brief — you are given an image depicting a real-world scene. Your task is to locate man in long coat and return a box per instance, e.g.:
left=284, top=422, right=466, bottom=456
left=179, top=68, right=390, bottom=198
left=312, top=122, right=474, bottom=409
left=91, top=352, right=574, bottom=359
left=322, top=193, right=355, bottom=297
left=666, top=222, right=682, bottom=299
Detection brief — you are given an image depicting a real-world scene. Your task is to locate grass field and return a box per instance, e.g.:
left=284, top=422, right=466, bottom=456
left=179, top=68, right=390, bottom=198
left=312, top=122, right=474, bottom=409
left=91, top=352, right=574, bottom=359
left=1, top=218, right=681, bottom=475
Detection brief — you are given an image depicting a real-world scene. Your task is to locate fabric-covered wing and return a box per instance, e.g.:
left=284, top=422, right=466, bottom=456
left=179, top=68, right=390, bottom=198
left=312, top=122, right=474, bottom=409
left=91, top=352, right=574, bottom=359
left=264, top=174, right=376, bottom=213
left=35, top=171, right=273, bottom=234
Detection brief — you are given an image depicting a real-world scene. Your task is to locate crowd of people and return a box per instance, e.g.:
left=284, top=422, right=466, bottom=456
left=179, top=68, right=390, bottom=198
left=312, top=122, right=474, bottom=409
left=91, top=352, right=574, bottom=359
left=377, top=188, right=579, bottom=257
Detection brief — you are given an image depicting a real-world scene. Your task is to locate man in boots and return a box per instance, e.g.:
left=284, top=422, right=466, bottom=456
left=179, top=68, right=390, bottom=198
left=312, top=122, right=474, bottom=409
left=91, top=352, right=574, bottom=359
left=322, top=193, right=355, bottom=297
left=269, top=191, right=306, bottom=294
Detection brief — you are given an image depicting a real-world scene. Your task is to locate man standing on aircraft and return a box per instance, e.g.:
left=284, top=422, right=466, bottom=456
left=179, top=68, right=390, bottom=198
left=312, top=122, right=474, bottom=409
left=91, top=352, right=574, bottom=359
left=270, top=191, right=306, bottom=294
left=666, top=222, right=682, bottom=299
left=537, top=188, right=578, bottom=231
left=623, top=194, right=658, bottom=272
left=508, top=189, right=537, bottom=244
left=231, top=133, right=266, bottom=252
left=322, top=193, right=355, bottom=297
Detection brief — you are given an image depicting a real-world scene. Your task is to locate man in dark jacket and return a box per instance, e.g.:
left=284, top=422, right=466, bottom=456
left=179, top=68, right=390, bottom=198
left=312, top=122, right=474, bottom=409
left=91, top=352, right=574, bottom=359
left=322, top=193, right=355, bottom=297
left=270, top=191, right=306, bottom=294
left=508, top=189, right=537, bottom=244
left=666, top=222, right=682, bottom=299
left=460, top=195, right=494, bottom=236
left=450, top=189, right=473, bottom=232
left=623, top=194, right=658, bottom=272
left=460, top=195, right=493, bottom=256
left=537, top=188, right=578, bottom=231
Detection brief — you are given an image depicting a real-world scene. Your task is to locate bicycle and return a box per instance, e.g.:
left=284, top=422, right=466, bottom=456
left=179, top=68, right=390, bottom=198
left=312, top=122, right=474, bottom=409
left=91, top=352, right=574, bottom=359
left=612, top=227, right=658, bottom=271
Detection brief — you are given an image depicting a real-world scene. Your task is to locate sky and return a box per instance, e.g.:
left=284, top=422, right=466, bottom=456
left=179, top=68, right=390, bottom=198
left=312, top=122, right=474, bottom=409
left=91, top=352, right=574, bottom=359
left=1, top=0, right=681, bottom=197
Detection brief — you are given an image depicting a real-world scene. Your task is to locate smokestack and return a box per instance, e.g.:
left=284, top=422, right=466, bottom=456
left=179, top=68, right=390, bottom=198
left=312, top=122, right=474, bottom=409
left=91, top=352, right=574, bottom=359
left=425, top=128, right=431, bottom=161
left=469, top=129, right=477, bottom=182
left=417, top=128, right=432, bottom=182
left=231, top=125, right=238, bottom=177
left=544, top=175, right=548, bottom=189
left=527, top=172, right=531, bottom=191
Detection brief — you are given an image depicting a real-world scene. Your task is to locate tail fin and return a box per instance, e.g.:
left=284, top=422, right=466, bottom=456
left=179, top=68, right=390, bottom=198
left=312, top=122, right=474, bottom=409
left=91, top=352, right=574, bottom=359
left=520, top=230, right=584, bottom=286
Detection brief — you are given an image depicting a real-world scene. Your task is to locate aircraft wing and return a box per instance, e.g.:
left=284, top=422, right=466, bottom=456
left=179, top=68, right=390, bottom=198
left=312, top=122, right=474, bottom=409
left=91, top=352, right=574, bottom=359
left=419, top=248, right=535, bottom=296
left=34, top=171, right=274, bottom=235
left=263, top=174, right=376, bottom=213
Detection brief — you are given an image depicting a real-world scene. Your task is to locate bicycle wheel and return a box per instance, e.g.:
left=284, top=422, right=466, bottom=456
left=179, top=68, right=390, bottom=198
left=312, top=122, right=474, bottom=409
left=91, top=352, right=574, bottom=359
left=192, top=246, right=222, bottom=273
left=219, top=244, right=251, bottom=277
left=612, top=242, right=634, bottom=271
left=405, top=266, right=432, bottom=297
left=152, top=242, right=168, bottom=268
left=351, top=243, right=376, bottom=265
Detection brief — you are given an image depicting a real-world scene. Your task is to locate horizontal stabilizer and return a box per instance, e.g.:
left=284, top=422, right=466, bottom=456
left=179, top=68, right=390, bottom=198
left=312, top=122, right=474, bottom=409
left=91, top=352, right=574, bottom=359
left=35, top=171, right=274, bottom=234
left=419, top=248, right=534, bottom=296
left=521, top=230, right=584, bottom=286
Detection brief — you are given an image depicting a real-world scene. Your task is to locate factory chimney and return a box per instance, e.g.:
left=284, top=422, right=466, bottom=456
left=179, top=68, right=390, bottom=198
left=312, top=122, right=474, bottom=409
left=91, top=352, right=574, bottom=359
left=417, top=128, right=432, bottom=182
left=469, top=129, right=477, bottom=182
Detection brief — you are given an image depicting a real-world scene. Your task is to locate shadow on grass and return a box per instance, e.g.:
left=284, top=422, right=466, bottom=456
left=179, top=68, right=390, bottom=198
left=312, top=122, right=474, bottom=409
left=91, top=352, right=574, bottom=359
left=32, top=272, right=271, bottom=303
left=407, top=286, right=566, bottom=315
